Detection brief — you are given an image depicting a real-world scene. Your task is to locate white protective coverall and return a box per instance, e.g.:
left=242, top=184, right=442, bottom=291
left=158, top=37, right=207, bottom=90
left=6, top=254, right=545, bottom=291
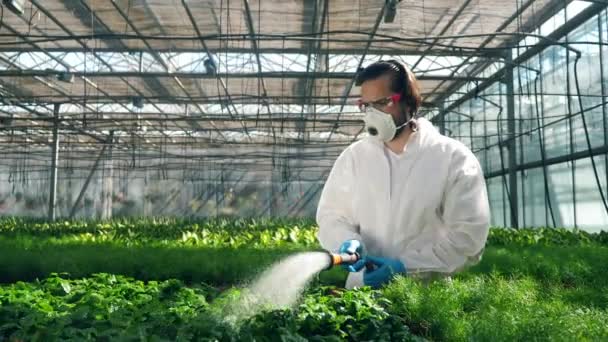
left=316, top=117, right=490, bottom=289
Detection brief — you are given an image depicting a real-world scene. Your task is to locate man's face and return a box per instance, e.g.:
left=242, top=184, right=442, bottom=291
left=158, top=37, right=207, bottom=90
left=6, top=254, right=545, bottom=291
left=360, top=75, right=405, bottom=124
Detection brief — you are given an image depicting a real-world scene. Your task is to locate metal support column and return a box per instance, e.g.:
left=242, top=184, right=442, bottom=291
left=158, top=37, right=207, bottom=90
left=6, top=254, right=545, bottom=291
left=564, top=30, right=577, bottom=228
left=519, top=113, right=526, bottom=227
left=439, top=101, right=446, bottom=135
left=599, top=11, right=608, bottom=202
left=100, top=135, right=114, bottom=220
left=48, top=103, right=60, bottom=221
left=505, top=52, right=519, bottom=228
left=269, top=150, right=277, bottom=217
left=215, top=173, right=220, bottom=217
left=69, top=131, right=114, bottom=219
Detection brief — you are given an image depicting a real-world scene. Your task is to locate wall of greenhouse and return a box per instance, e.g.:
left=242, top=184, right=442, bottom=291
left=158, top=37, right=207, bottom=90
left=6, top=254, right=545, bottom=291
left=0, top=151, right=325, bottom=219
left=1, top=4, right=607, bottom=234
left=444, top=7, right=608, bottom=232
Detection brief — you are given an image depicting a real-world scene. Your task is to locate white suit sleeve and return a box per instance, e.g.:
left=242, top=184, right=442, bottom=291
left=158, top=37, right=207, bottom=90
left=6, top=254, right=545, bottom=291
left=402, top=148, right=490, bottom=274
left=316, top=148, right=361, bottom=252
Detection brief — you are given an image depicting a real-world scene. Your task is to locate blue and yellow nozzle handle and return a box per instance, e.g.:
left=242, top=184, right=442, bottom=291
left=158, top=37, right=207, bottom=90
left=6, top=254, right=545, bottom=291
left=324, top=239, right=375, bottom=272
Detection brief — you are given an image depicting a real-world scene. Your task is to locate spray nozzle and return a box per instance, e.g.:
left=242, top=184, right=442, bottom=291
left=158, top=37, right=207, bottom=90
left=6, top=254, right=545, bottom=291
left=324, top=251, right=367, bottom=271
left=329, top=252, right=360, bottom=266
left=323, top=240, right=376, bottom=271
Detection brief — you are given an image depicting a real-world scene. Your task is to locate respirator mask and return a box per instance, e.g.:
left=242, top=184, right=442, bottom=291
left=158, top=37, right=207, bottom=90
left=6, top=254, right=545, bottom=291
left=359, top=93, right=415, bottom=142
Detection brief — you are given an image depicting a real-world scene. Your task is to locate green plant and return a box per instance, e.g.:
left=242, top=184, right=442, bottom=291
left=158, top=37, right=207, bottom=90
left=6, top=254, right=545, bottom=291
left=1, top=218, right=606, bottom=247
left=1, top=218, right=607, bottom=341
left=0, top=273, right=420, bottom=341
left=0, top=235, right=312, bottom=285
left=382, top=275, right=608, bottom=341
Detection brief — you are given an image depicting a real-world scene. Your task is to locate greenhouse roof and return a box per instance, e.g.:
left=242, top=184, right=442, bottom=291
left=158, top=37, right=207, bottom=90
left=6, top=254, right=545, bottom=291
left=0, top=0, right=599, bottom=159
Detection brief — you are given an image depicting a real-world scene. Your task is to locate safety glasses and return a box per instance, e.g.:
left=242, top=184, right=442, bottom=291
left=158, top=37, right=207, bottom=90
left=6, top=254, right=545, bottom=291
left=356, top=93, right=401, bottom=112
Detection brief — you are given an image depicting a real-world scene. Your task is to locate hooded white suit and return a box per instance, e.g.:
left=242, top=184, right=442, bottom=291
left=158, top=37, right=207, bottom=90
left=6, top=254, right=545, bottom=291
left=316, top=117, right=490, bottom=288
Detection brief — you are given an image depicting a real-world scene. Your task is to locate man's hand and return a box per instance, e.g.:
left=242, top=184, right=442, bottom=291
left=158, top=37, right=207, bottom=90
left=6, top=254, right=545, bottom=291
left=363, top=255, right=406, bottom=288
left=338, top=239, right=367, bottom=272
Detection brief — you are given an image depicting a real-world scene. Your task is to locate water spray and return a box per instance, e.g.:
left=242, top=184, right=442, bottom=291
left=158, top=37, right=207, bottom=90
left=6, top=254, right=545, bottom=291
left=231, top=241, right=373, bottom=321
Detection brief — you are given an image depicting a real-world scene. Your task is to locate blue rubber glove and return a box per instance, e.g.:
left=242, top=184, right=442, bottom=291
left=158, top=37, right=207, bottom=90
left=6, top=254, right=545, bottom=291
left=363, top=255, right=406, bottom=289
left=338, top=239, right=367, bottom=272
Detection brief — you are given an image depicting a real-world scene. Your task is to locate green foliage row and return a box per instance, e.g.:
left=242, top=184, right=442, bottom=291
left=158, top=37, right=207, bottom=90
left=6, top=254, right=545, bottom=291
left=1, top=218, right=607, bottom=340
left=0, top=273, right=419, bottom=341
left=2, top=271, right=607, bottom=341
left=0, top=217, right=319, bottom=248
left=0, top=236, right=336, bottom=285
left=488, top=227, right=608, bottom=246
left=1, top=217, right=607, bottom=247
left=0, top=217, right=317, bottom=237
left=1, top=235, right=607, bottom=300
left=383, top=275, right=608, bottom=341
left=467, top=245, right=608, bottom=289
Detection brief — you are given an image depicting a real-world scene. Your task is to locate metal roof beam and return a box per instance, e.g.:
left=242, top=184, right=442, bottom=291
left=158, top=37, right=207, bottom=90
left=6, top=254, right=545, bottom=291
left=410, top=0, right=474, bottom=72
left=430, top=0, right=571, bottom=108
left=62, top=0, right=123, bottom=50
left=0, top=94, right=437, bottom=107
left=108, top=0, right=215, bottom=142
left=304, top=0, right=329, bottom=135
left=328, top=0, right=389, bottom=142
left=181, top=0, right=251, bottom=141
left=0, top=46, right=492, bottom=57
left=0, top=70, right=490, bottom=81
left=430, top=0, right=608, bottom=123
left=0, top=97, right=108, bottom=144
left=1, top=4, right=157, bottom=146
left=137, top=0, right=211, bottom=141
left=243, top=0, right=274, bottom=141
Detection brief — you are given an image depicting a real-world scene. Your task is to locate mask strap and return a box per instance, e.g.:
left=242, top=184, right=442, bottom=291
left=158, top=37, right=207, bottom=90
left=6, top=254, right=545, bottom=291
left=396, top=121, right=408, bottom=130
left=396, top=117, right=417, bottom=132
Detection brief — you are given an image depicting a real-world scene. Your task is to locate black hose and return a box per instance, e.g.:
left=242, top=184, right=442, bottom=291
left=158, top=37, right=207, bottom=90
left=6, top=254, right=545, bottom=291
left=530, top=62, right=557, bottom=227
left=572, top=53, right=608, bottom=215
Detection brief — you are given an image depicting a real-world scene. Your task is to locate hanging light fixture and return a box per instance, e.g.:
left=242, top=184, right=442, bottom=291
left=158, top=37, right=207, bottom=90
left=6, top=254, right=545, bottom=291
left=56, top=71, right=74, bottom=83
left=132, top=96, right=144, bottom=109
left=384, top=0, right=401, bottom=23
left=3, top=0, right=24, bottom=15
left=204, top=58, right=217, bottom=75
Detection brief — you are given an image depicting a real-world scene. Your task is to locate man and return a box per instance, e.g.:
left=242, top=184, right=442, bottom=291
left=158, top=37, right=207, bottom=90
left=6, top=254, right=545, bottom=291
left=316, top=60, right=490, bottom=289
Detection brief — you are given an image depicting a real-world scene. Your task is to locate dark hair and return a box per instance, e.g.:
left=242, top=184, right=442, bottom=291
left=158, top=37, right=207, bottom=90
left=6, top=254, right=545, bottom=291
left=354, top=60, right=422, bottom=116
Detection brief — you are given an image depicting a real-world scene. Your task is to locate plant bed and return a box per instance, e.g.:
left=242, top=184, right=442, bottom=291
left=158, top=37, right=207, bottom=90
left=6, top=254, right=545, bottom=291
left=1, top=217, right=606, bottom=247
left=1, top=272, right=607, bottom=341
left=0, top=273, right=420, bottom=341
